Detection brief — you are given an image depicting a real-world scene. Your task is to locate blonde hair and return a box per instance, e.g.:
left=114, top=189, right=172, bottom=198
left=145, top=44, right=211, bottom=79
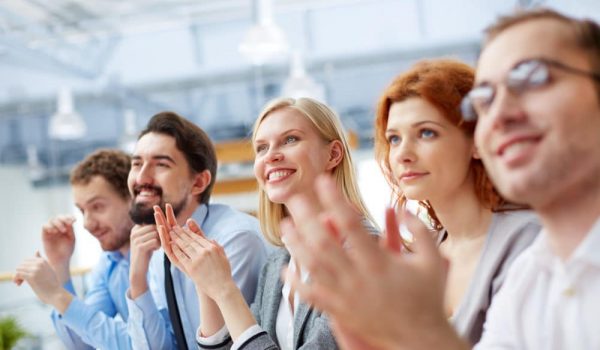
left=252, top=97, right=376, bottom=246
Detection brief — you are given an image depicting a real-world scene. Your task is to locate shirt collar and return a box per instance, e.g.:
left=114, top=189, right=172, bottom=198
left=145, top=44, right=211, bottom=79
left=570, top=217, right=600, bottom=268
left=106, top=249, right=130, bottom=263
left=531, top=216, right=600, bottom=269
left=192, top=203, right=209, bottom=227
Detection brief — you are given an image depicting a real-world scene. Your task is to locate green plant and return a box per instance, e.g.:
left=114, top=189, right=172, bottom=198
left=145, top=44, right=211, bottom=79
left=0, top=316, right=28, bottom=350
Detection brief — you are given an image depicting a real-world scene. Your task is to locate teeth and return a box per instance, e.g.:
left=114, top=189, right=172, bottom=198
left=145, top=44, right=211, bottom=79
left=138, top=190, right=157, bottom=197
left=503, top=141, right=533, bottom=158
left=268, top=170, right=293, bottom=181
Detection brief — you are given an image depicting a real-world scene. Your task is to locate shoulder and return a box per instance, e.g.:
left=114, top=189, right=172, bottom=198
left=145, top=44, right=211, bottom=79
left=202, top=203, right=262, bottom=239
left=490, top=210, right=541, bottom=243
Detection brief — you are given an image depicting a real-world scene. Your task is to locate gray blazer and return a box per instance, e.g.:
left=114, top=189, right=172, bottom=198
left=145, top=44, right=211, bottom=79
left=197, top=248, right=337, bottom=350
left=448, top=210, right=541, bottom=345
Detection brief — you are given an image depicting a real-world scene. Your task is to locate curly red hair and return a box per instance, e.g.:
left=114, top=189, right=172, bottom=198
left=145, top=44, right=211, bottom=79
left=374, top=59, right=506, bottom=230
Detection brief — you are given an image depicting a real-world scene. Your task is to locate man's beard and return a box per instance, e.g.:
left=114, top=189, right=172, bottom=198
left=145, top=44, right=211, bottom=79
left=129, top=185, right=187, bottom=225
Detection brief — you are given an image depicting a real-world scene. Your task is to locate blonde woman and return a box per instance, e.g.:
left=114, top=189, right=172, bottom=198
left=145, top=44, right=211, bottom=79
left=156, top=97, right=377, bottom=349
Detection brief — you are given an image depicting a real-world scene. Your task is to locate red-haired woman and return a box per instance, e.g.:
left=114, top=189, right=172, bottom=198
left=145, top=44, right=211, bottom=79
left=374, top=59, right=540, bottom=345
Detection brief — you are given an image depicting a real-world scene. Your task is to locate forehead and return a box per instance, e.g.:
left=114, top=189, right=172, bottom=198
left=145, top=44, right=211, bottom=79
left=387, top=98, right=449, bottom=126
left=134, top=132, right=183, bottom=160
left=476, top=18, right=583, bottom=83
left=255, top=108, right=318, bottom=139
left=72, top=176, right=123, bottom=204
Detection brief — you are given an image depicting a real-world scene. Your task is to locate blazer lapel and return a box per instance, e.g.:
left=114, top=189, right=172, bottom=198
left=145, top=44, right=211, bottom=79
left=293, top=301, right=313, bottom=349
left=262, top=250, right=290, bottom=344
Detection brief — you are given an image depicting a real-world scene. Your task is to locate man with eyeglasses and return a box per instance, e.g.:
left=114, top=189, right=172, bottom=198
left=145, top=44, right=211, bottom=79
left=279, top=8, right=600, bottom=350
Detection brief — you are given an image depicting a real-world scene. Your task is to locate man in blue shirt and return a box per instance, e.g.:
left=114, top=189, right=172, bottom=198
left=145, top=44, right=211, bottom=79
left=126, top=111, right=268, bottom=350
left=14, top=149, right=135, bottom=349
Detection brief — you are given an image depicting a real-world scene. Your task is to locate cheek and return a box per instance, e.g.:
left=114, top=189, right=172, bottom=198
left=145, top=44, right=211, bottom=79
left=253, top=159, right=264, bottom=183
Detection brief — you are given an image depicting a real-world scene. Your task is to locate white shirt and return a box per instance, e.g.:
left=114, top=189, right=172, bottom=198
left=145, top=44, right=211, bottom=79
left=275, top=257, right=308, bottom=350
left=476, top=217, right=600, bottom=350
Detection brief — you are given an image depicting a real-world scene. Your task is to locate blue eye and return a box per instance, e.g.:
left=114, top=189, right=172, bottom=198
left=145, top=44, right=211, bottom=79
left=285, top=135, right=298, bottom=144
left=420, top=129, right=437, bottom=139
left=387, top=134, right=400, bottom=145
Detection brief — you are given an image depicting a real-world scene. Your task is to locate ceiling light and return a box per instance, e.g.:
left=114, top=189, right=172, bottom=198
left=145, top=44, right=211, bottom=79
left=239, top=0, right=289, bottom=65
left=48, top=87, right=86, bottom=140
left=281, top=51, right=325, bottom=101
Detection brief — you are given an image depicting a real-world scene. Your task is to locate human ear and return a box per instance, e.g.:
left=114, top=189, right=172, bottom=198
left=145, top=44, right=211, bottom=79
left=191, top=170, right=211, bottom=197
left=326, top=140, right=344, bottom=170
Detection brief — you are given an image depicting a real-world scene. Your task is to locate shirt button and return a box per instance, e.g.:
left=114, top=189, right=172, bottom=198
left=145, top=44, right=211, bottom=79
left=563, top=287, right=576, bottom=296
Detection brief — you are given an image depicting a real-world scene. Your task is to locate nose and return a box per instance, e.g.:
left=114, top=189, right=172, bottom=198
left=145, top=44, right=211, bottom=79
left=393, top=139, right=416, bottom=164
left=134, top=163, right=154, bottom=186
left=83, top=211, right=98, bottom=233
left=265, top=147, right=283, bottom=163
left=483, top=85, right=527, bottom=131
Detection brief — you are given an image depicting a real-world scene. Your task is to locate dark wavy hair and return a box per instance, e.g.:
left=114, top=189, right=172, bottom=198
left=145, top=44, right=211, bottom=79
left=139, top=111, right=217, bottom=204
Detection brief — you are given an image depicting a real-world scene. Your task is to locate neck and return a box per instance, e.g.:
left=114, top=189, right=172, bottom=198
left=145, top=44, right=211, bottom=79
left=536, top=177, right=600, bottom=261
left=285, top=191, right=321, bottom=230
left=428, top=184, right=492, bottom=241
left=176, top=200, right=201, bottom=226
left=119, top=243, right=131, bottom=257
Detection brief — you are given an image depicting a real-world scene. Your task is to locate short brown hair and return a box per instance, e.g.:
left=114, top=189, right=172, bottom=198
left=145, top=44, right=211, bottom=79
left=139, top=111, right=217, bottom=204
left=485, top=8, right=600, bottom=98
left=70, top=149, right=131, bottom=200
left=374, top=59, right=506, bottom=229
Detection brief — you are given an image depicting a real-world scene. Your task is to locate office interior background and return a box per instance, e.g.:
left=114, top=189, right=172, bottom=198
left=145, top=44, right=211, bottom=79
left=0, top=0, right=598, bottom=348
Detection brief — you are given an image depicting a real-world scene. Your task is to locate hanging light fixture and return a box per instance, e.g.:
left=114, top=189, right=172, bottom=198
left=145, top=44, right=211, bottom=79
left=239, top=0, right=289, bottom=65
left=48, top=87, right=86, bottom=140
left=281, top=51, right=325, bottom=101
left=119, top=109, right=138, bottom=153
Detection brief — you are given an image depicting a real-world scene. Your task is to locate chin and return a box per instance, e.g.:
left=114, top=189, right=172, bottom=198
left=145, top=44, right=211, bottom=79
left=266, top=188, right=294, bottom=204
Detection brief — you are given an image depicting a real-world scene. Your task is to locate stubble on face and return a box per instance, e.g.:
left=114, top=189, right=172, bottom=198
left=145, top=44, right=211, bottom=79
left=475, top=19, right=600, bottom=209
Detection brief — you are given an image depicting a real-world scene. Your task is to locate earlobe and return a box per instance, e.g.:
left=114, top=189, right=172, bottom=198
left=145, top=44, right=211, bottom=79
left=327, top=140, right=344, bottom=170
left=472, top=145, right=481, bottom=160
left=191, top=170, right=211, bottom=197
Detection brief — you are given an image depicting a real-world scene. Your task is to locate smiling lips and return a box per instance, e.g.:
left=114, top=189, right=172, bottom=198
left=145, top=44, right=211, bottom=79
left=495, top=134, right=542, bottom=166
left=266, top=169, right=295, bottom=182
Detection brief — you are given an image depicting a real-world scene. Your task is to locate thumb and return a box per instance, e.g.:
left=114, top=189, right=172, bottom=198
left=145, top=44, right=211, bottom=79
left=187, top=219, right=206, bottom=238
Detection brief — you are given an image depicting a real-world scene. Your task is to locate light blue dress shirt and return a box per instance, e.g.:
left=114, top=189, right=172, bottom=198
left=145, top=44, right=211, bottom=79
left=126, top=203, right=268, bottom=350
left=52, top=250, right=132, bottom=349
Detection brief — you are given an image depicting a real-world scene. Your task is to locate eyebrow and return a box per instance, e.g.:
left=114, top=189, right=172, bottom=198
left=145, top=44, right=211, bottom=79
left=385, top=120, right=448, bottom=132
left=254, top=128, right=306, bottom=144
left=131, top=154, right=176, bottom=164
left=75, top=195, right=106, bottom=210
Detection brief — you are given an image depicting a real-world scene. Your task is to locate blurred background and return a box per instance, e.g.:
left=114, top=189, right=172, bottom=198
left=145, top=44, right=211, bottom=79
left=0, top=0, right=598, bottom=348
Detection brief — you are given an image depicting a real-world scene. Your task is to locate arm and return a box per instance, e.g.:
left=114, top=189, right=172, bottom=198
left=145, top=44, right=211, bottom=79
left=283, top=175, right=469, bottom=350
left=52, top=257, right=132, bottom=350
left=155, top=205, right=267, bottom=350
left=126, top=224, right=175, bottom=350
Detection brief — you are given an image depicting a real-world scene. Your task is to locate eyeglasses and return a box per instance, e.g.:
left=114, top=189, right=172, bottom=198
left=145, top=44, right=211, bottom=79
left=461, top=58, right=600, bottom=122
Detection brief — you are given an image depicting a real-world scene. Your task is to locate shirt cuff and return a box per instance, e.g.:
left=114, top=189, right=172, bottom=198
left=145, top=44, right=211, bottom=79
left=60, top=298, right=92, bottom=334
left=196, top=325, right=230, bottom=346
left=125, top=289, right=156, bottom=320
left=231, top=325, right=264, bottom=350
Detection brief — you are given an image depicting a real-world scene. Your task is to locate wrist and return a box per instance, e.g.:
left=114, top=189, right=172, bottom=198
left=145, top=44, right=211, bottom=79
left=51, top=289, right=73, bottom=315
left=213, top=280, right=241, bottom=306
left=52, top=264, right=71, bottom=285
left=129, top=273, right=149, bottom=299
